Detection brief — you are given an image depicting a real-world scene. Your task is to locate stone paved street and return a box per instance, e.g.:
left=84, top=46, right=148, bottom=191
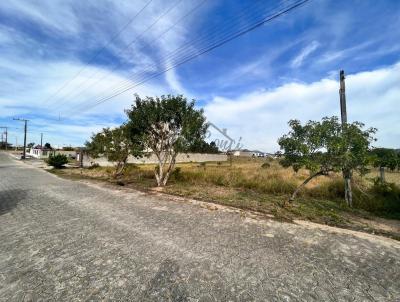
left=0, top=152, right=399, bottom=301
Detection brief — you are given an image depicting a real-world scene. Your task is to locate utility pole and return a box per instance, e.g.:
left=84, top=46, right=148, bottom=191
left=40, top=133, right=43, bottom=149
left=339, top=70, right=347, bottom=124
left=0, top=127, right=7, bottom=150
left=339, top=70, right=352, bottom=207
left=79, top=148, right=84, bottom=168
left=13, top=118, right=28, bottom=159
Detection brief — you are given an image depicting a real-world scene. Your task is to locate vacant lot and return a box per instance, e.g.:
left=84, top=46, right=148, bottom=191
left=2, top=152, right=400, bottom=301
left=52, top=156, right=400, bottom=239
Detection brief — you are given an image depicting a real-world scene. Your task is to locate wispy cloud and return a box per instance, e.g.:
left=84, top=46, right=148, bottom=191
left=204, top=62, right=400, bottom=151
left=291, top=40, right=319, bottom=68
left=1, top=0, right=399, bottom=148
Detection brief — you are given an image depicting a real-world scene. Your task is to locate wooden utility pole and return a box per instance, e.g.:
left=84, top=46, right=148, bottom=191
left=13, top=118, right=28, bottom=159
left=339, top=70, right=352, bottom=207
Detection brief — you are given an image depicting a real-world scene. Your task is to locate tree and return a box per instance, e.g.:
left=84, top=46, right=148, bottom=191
left=62, top=146, right=75, bottom=151
left=85, top=125, right=138, bottom=177
left=188, top=140, right=219, bottom=153
left=371, top=148, right=399, bottom=183
left=278, top=116, right=376, bottom=206
left=44, top=142, right=52, bottom=149
left=27, top=142, right=35, bottom=148
left=0, top=142, right=12, bottom=149
left=126, top=95, right=208, bottom=186
left=371, top=148, right=398, bottom=171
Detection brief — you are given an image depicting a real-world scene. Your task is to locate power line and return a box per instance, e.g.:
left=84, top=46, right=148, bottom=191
left=47, top=0, right=184, bottom=114
left=39, top=0, right=154, bottom=108
left=56, top=0, right=270, bottom=116
left=49, top=0, right=209, bottom=116
left=69, top=0, right=309, bottom=115
left=64, top=0, right=265, bottom=114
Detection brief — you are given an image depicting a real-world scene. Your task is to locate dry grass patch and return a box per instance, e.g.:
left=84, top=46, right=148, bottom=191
left=52, top=157, right=400, bottom=239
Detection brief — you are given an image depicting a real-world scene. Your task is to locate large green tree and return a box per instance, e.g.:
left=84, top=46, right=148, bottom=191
left=371, top=148, right=399, bottom=171
left=85, top=125, right=138, bottom=177
left=126, top=95, right=208, bottom=186
left=371, top=148, right=399, bottom=183
left=278, top=116, right=376, bottom=206
left=189, top=140, right=219, bottom=154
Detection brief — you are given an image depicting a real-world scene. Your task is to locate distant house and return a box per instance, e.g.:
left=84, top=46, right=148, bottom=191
left=29, top=145, right=54, bottom=159
left=232, top=149, right=274, bottom=158
left=29, top=145, right=76, bottom=159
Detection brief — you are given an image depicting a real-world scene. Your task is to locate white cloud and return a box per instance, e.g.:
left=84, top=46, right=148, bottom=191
left=204, top=62, right=400, bottom=152
left=0, top=0, right=206, bottom=146
left=291, top=40, right=319, bottom=68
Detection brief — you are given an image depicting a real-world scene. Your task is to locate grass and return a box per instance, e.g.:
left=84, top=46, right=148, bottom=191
left=52, top=157, right=400, bottom=239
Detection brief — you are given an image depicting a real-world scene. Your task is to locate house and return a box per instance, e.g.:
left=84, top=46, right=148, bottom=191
left=29, top=145, right=76, bottom=159
left=231, top=149, right=275, bottom=158
left=29, top=145, right=54, bottom=159
left=232, top=149, right=262, bottom=157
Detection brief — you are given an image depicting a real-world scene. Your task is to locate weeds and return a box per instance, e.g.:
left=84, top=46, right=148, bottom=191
left=58, top=157, right=400, bottom=235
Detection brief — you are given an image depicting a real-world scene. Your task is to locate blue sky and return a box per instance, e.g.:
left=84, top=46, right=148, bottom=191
left=0, top=0, right=399, bottom=151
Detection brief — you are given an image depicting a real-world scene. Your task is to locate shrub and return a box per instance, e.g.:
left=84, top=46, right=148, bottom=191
left=171, top=167, right=183, bottom=181
left=261, top=162, right=271, bottom=169
left=368, top=179, right=400, bottom=214
left=47, top=154, right=68, bottom=168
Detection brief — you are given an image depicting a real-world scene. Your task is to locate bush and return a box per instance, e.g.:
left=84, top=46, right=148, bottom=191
left=261, top=162, right=271, bottom=169
left=369, top=179, right=400, bottom=214
left=47, top=154, right=68, bottom=168
left=171, top=167, right=183, bottom=181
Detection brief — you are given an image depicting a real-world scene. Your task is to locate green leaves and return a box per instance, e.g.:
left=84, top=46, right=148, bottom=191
left=278, top=116, right=376, bottom=174
left=371, top=148, right=399, bottom=171
left=47, top=154, right=68, bottom=168
left=125, top=94, right=208, bottom=186
left=85, top=125, right=134, bottom=176
left=125, top=94, right=207, bottom=154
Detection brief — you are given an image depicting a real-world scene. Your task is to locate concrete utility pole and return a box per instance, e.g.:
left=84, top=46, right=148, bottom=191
left=339, top=70, right=352, bottom=207
left=0, top=127, right=7, bottom=150
left=339, top=70, right=347, bottom=124
left=40, top=133, right=43, bottom=149
left=79, top=148, right=84, bottom=168
left=13, top=118, right=29, bottom=159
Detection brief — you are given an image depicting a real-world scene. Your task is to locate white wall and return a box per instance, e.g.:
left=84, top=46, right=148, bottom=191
left=82, top=153, right=227, bottom=167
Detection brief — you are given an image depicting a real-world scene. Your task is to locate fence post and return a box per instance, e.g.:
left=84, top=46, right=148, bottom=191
left=379, top=166, right=385, bottom=183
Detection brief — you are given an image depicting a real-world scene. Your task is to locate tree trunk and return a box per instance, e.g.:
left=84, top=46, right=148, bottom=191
left=288, top=170, right=326, bottom=203
left=155, top=158, right=163, bottom=186
left=162, top=153, right=177, bottom=186
left=343, top=169, right=353, bottom=207
left=114, top=155, right=128, bottom=178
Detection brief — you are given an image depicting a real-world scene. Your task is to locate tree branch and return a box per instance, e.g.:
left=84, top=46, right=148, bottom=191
left=288, top=170, right=328, bottom=203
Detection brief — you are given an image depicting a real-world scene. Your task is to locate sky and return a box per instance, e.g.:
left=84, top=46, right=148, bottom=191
left=0, top=0, right=399, bottom=151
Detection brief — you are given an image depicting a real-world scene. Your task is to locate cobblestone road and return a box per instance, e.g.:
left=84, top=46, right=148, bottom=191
left=0, top=152, right=399, bottom=301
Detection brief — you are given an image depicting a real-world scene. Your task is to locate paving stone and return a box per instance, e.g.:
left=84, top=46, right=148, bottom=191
left=0, top=152, right=399, bottom=301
